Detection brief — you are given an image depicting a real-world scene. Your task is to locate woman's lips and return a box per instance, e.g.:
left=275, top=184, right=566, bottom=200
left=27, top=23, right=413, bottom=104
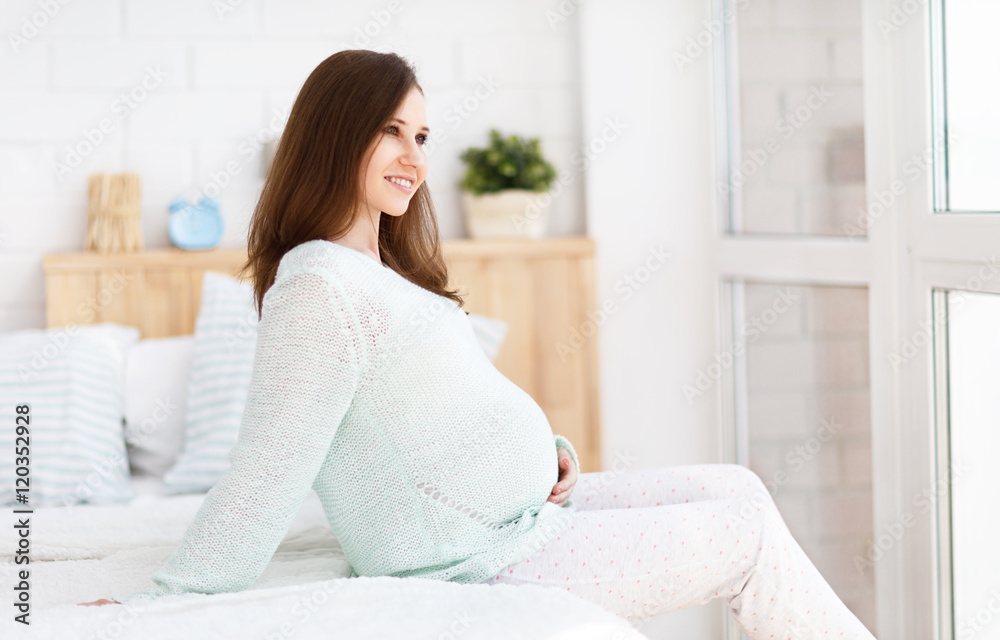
left=385, top=177, right=413, bottom=193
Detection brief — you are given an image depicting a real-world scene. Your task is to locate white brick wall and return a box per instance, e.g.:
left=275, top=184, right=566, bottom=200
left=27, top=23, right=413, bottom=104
left=771, top=0, right=863, bottom=31
left=738, top=33, right=829, bottom=84
left=734, top=36, right=875, bottom=630
left=733, top=0, right=866, bottom=235
left=0, top=0, right=585, bottom=332
left=745, top=282, right=876, bottom=635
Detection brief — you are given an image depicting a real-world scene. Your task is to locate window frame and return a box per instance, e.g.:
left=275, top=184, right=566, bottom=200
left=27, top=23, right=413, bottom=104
left=711, top=0, right=1000, bottom=637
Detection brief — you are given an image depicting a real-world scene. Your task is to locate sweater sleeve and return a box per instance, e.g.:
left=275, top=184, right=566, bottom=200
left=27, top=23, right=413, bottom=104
left=553, top=434, right=580, bottom=472
left=111, top=269, right=364, bottom=605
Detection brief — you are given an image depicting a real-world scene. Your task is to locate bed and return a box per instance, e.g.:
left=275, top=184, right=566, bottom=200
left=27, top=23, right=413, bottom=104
left=0, top=236, right=644, bottom=639
left=0, top=475, right=646, bottom=639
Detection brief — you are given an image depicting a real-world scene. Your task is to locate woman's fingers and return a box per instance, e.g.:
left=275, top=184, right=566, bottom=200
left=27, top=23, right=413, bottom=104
left=548, top=450, right=577, bottom=503
left=549, top=481, right=573, bottom=503
left=548, top=488, right=571, bottom=504
left=556, top=452, right=573, bottom=479
left=78, top=599, right=118, bottom=606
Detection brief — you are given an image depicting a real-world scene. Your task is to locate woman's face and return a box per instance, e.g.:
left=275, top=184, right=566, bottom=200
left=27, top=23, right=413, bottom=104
left=360, top=87, right=430, bottom=218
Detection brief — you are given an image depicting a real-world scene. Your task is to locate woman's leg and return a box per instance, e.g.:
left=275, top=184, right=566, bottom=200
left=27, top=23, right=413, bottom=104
left=571, top=463, right=763, bottom=511
left=492, top=465, right=876, bottom=639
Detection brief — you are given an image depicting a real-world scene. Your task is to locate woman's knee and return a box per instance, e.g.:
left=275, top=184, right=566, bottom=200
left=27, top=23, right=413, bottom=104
left=717, top=463, right=777, bottom=510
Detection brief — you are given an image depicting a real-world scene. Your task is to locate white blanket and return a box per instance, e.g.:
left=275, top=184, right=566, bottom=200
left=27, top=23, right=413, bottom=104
left=0, top=478, right=649, bottom=639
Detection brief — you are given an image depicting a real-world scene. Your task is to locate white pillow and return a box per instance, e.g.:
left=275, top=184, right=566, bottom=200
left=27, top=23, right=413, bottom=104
left=162, top=272, right=259, bottom=494
left=0, top=323, right=140, bottom=507
left=124, top=335, right=194, bottom=478
left=466, top=313, right=508, bottom=363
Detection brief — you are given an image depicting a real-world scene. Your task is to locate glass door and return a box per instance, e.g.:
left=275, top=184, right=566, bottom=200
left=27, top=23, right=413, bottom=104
left=927, top=1, right=1000, bottom=637
left=935, top=290, right=1000, bottom=639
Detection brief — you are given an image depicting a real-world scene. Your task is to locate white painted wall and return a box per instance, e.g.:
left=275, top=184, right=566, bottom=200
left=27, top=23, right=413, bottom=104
left=578, top=1, right=724, bottom=637
left=0, top=0, right=586, bottom=329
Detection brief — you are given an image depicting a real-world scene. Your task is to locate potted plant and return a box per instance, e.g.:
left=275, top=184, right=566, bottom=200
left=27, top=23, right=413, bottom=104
left=458, top=128, right=558, bottom=239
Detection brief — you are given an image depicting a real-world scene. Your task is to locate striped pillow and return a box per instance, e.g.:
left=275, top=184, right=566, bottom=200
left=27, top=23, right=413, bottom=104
left=162, top=271, right=258, bottom=494
left=0, top=323, right=140, bottom=507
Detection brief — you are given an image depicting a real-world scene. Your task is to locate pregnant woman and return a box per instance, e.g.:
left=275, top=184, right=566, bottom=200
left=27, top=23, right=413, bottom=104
left=79, top=49, right=877, bottom=639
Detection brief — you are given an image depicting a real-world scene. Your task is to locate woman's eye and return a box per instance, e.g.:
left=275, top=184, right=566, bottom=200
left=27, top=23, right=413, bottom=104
left=387, top=126, right=427, bottom=147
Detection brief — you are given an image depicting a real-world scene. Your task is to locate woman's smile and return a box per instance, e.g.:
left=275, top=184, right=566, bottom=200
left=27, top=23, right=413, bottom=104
left=385, top=175, right=414, bottom=193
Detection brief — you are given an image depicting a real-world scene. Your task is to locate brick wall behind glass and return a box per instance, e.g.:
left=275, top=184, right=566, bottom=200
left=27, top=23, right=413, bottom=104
left=736, top=0, right=866, bottom=235
left=744, top=282, right=876, bottom=634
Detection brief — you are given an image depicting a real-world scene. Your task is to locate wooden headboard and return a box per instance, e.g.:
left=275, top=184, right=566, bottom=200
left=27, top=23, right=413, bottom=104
left=43, top=236, right=602, bottom=472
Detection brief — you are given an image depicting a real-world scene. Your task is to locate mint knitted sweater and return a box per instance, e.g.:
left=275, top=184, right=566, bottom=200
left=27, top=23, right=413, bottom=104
left=112, top=239, right=580, bottom=604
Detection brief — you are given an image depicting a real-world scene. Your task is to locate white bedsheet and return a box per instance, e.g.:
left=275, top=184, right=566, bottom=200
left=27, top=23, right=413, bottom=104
left=0, top=476, right=649, bottom=639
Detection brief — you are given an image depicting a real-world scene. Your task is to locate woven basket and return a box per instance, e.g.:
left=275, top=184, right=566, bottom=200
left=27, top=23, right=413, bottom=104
left=85, top=172, right=143, bottom=254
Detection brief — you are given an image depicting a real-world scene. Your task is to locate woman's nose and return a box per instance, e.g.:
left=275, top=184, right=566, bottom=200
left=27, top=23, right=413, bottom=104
left=400, top=141, right=426, bottom=170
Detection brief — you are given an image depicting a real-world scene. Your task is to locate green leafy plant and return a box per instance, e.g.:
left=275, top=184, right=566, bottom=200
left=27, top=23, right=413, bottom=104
left=458, top=128, right=557, bottom=195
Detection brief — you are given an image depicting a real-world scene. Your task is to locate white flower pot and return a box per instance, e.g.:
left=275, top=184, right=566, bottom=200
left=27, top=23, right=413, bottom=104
left=460, top=189, right=552, bottom=239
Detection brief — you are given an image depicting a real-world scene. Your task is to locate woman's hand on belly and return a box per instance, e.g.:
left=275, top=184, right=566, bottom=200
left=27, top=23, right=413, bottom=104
left=547, top=451, right=578, bottom=506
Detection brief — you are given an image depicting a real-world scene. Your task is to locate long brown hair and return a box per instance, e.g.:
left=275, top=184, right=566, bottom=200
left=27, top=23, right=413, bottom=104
left=236, top=49, right=463, bottom=320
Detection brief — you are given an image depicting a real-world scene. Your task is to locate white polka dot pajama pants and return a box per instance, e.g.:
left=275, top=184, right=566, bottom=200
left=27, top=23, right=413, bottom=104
left=487, top=463, right=877, bottom=639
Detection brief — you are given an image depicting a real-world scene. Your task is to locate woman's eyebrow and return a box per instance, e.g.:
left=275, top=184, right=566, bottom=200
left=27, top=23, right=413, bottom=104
left=390, top=117, right=430, bottom=134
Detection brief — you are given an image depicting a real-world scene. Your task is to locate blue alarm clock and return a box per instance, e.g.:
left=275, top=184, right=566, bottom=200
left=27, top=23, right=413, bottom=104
left=168, top=196, right=224, bottom=250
